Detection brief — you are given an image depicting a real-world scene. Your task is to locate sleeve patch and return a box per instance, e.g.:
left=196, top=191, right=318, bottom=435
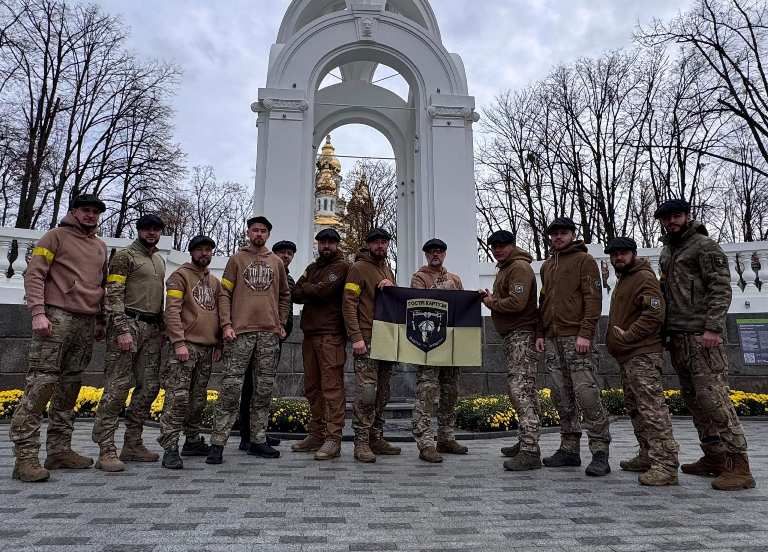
left=106, top=274, right=126, bottom=284
left=345, top=282, right=362, bottom=296
left=221, top=277, right=234, bottom=291
left=31, top=247, right=55, bottom=264
left=328, top=272, right=338, bottom=282
left=512, top=283, right=524, bottom=295
left=166, top=289, right=184, bottom=299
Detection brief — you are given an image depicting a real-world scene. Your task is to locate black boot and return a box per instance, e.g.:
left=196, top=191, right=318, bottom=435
left=543, top=449, right=581, bottom=467
left=162, top=447, right=184, bottom=470
left=238, top=439, right=250, bottom=451
left=267, top=435, right=281, bottom=447
left=181, top=437, right=210, bottom=457
left=585, top=451, right=611, bottom=477
left=248, top=442, right=280, bottom=459
left=205, top=445, right=224, bottom=465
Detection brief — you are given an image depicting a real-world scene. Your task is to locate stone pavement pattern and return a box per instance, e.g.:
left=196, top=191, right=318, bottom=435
left=0, top=419, right=766, bottom=552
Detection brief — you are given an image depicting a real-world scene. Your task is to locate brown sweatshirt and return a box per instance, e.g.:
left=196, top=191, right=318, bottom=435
left=606, top=258, right=665, bottom=363
left=165, top=262, right=222, bottom=347
left=410, top=266, right=463, bottom=290
left=487, top=247, right=542, bottom=337
left=342, top=249, right=396, bottom=343
left=292, top=251, right=350, bottom=336
left=218, top=246, right=290, bottom=336
left=540, top=240, right=602, bottom=339
left=25, top=213, right=107, bottom=316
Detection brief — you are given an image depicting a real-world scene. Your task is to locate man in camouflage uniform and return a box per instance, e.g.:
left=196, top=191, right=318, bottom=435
left=9, top=194, right=107, bottom=482
left=92, top=214, right=166, bottom=472
left=157, top=236, right=222, bottom=469
left=539, top=217, right=611, bottom=477
left=605, top=237, right=679, bottom=486
left=481, top=230, right=544, bottom=471
left=656, top=199, right=755, bottom=490
left=410, top=238, right=468, bottom=463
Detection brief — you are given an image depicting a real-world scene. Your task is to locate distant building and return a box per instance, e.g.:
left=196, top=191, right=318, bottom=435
left=313, top=135, right=345, bottom=235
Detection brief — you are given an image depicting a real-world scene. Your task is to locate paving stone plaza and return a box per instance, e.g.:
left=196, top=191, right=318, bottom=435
left=1, top=419, right=766, bottom=552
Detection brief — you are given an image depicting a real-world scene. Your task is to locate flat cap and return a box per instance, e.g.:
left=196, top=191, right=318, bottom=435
left=315, top=228, right=341, bottom=242
left=422, top=238, right=447, bottom=252
left=653, top=199, right=690, bottom=219
left=246, top=215, right=272, bottom=231
left=545, top=217, right=577, bottom=234
left=136, top=214, right=165, bottom=230
left=366, top=227, right=391, bottom=242
left=188, top=235, right=216, bottom=251
left=486, top=230, right=515, bottom=246
left=604, top=237, right=637, bottom=254
left=272, top=240, right=297, bottom=253
left=70, top=194, right=106, bottom=213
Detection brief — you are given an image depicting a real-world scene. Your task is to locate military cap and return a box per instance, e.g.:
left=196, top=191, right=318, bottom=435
left=366, top=227, right=391, bottom=242
left=422, top=238, right=447, bottom=252
left=70, top=194, right=106, bottom=213
left=188, top=235, right=216, bottom=251
left=136, top=214, right=165, bottom=230
left=272, top=240, right=297, bottom=253
left=486, top=230, right=515, bottom=246
left=653, top=199, right=690, bottom=219
left=315, top=228, right=341, bottom=242
left=246, top=215, right=272, bottom=231
left=545, top=217, right=577, bottom=235
left=604, top=237, right=637, bottom=254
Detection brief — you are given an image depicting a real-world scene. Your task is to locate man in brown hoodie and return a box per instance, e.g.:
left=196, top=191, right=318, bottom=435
left=206, top=216, right=290, bottom=464
left=605, top=237, right=679, bottom=486
left=157, top=235, right=222, bottom=470
left=291, top=228, right=350, bottom=460
left=10, top=194, right=107, bottom=482
left=539, top=217, right=611, bottom=477
left=342, top=227, right=400, bottom=463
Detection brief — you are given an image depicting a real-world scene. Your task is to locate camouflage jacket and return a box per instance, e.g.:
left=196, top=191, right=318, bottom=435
left=659, top=221, right=731, bottom=335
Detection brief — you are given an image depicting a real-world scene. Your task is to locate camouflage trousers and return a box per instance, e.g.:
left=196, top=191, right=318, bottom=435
left=352, top=345, right=395, bottom=443
left=545, top=336, right=611, bottom=454
left=92, top=319, right=162, bottom=451
left=412, top=366, right=459, bottom=450
left=504, top=331, right=541, bottom=452
left=211, top=331, right=280, bottom=446
left=668, top=334, right=747, bottom=455
left=156, top=342, right=214, bottom=450
left=9, top=306, right=95, bottom=459
left=620, top=353, right=679, bottom=472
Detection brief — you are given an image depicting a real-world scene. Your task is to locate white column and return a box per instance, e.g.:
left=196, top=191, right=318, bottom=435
left=741, top=252, right=759, bottom=295
left=759, top=251, right=768, bottom=296
left=727, top=255, right=741, bottom=295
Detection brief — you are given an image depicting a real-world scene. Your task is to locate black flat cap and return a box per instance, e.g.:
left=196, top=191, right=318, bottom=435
left=654, top=199, right=690, bottom=219
left=422, top=238, right=447, bottom=252
left=136, top=214, right=165, bottom=230
left=188, top=235, right=216, bottom=251
left=315, top=228, right=341, bottom=242
left=487, top=230, right=515, bottom=246
left=604, top=237, right=637, bottom=254
left=272, top=240, right=297, bottom=253
left=70, top=194, right=106, bottom=213
left=366, top=227, right=391, bottom=242
left=247, top=215, right=272, bottom=231
left=545, top=217, right=577, bottom=234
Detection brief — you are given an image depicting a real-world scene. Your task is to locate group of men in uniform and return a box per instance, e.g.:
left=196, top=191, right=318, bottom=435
left=7, top=194, right=756, bottom=492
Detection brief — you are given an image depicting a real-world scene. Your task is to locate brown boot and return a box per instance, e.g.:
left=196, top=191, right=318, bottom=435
left=370, top=438, right=401, bottom=455
left=620, top=453, right=651, bottom=473
left=354, top=441, right=376, bottom=463
left=639, top=466, right=679, bottom=486
left=314, top=439, right=341, bottom=460
left=291, top=435, right=325, bottom=453
left=120, top=440, right=159, bottom=462
left=419, top=446, right=443, bottom=463
left=95, top=449, right=126, bottom=472
left=437, top=439, right=468, bottom=455
left=12, top=458, right=50, bottom=482
left=681, top=452, right=725, bottom=477
left=711, top=453, right=756, bottom=491
left=44, top=450, right=94, bottom=470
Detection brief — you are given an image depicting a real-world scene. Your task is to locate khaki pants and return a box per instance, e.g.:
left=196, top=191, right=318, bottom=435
left=303, top=334, right=346, bottom=442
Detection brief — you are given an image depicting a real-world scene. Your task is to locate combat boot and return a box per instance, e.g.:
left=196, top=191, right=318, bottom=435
left=543, top=448, right=581, bottom=467
left=95, top=449, right=126, bottom=472
left=711, top=453, right=756, bottom=491
left=503, top=449, right=542, bottom=471
left=419, top=447, right=443, bottom=463
left=120, top=439, right=159, bottom=463
left=181, top=437, right=210, bottom=457
left=639, top=466, right=678, bottom=486
left=436, top=439, right=468, bottom=455
left=585, top=451, right=611, bottom=477
left=620, top=453, right=651, bottom=473
left=267, top=435, right=281, bottom=446
left=162, top=447, right=184, bottom=470
left=248, top=442, right=280, bottom=459
left=681, top=452, right=725, bottom=477
left=501, top=442, right=520, bottom=458
left=12, top=458, right=50, bottom=482
left=206, top=445, right=223, bottom=465
left=291, top=435, right=324, bottom=453
left=370, top=438, right=401, bottom=455
left=44, top=450, right=94, bottom=470
left=314, top=439, right=341, bottom=460
left=238, top=439, right=250, bottom=451
left=354, top=441, right=376, bottom=463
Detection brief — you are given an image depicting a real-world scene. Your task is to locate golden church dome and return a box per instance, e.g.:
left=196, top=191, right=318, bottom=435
left=315, top=134, right=342, bottom=196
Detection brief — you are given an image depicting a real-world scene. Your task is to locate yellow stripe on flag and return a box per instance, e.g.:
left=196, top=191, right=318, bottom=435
left=345, top=282, right=361, bottom=296
left=106, top=274, right=126, bottom=284
left=166, top=289, right=184, bottom=299
left=31, top=247, right=54, bottom=264
left=221, top=277, right=234, bottom=291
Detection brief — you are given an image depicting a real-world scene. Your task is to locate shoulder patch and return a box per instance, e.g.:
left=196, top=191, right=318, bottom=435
left=649, top=297, right=661, bottom=311
left=512, top=283, right=524, bottom=295
left=328, top=272, right=338, bottom=282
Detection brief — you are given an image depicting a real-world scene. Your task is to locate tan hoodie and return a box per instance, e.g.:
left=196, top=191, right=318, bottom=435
left=165, top=262, right=222, bottom=347
left=342, top=249, right=396, bottom=343
left=25, top=213, right=107, bottom=316
left=410, top=266, right=463, bottom=290
left=487, top=247, right=541, bottom=336
left=218, top=245, right=290, bottom=336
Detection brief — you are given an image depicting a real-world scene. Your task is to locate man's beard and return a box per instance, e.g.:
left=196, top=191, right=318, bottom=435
left=370, top=249, right=386, bottom=260
left=250, top=238, right=266, bottom=248
left=193, top=257, right=211, bottom=268
left=319, top=249, right=334, bottom=258
left=139, top=237, right=157, bottom=248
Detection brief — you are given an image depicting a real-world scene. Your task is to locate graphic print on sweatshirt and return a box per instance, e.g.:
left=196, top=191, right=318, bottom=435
left=192, top=278, right=216, bottom=311
left=243, top=261, right=274, bottom=292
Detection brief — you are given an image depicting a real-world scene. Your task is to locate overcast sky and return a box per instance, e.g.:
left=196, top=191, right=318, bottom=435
left=98, top=0, right=693, bottom=187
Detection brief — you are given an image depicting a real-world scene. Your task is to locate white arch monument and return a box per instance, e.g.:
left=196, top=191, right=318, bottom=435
left=252, top=0, right=479, bottom=287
